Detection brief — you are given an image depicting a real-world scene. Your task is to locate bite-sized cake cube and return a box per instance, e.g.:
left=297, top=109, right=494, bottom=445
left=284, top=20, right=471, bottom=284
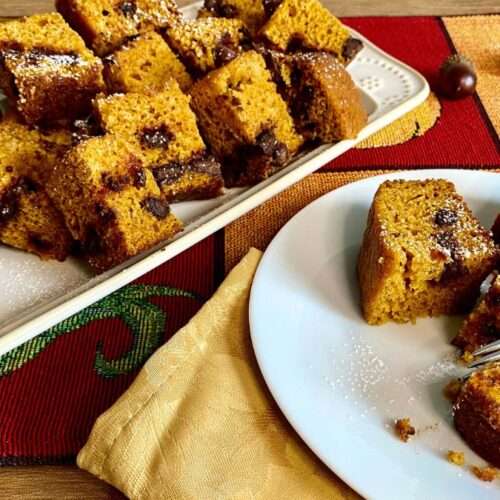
left=492, top=214, right=500, bottom=244
left=103, top=31, right=192, bottom=93
left=259, top=0, right=363, bottom=64
left=453, top=273, right=500, bottom=353
left=357, top=180, right=498, bottom=325
left=56, top=0, right=181, bottom=57
left=0, top=117, right=73, bottom=261
left=198, top=0, right=268, bottom=36
left=0, top=13, right=105, bottom=126
left=265, top=50, right=367, bottom=142
left=190, top=50, right=303, bottom=186
left=48, top=135, right=183, bottom=271
left=165, top=17, right=250, bottom=77
left=453, top=362, right=500, bottom=468
left=92, top=82, right=224, bottom=201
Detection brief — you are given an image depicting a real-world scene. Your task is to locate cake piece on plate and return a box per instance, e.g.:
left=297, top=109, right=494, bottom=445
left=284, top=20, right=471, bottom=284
left=165, top=17, right=250, bottom=77
left=48, top=135, right=183, bottom=271
left=259, top=0, right=363, bottom=65
left=265, top=50, right=367, bottom=142
left=190, top=50, right=303, bottom=186
left=0, top=13, right=105, bottom=126
left=198, top=0, right=268, bottom=36
left=453, top=273, right=500, bottom=353
left=92, top=81, right=224, bottom=201
left=0, top=116, right=73, bottom=261
left=103, top=31, right=192, bottom=93
left=56, top=0, right=182, bottom=56
left=357, top=179, right=498, bottom=325
left=454, top=362, right=500, bottom=468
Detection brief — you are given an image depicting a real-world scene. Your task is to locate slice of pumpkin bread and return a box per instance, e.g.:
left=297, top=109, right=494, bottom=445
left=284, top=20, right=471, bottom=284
left=92, top=82, right=224, bottom=201
left=190, top=50, right=303, bottom=187
left=357, top=179, right=498, bottom=325
left=56, top=0, right=181, bottom=57
left=48, top=135, right=183, bottom=272
left=103, top=31, right=192, bottom=93
left=0, top=13, right=105, bottom=126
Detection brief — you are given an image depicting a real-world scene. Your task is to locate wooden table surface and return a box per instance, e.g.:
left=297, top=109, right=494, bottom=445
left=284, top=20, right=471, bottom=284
left=1, top=1, right=499, bottom=499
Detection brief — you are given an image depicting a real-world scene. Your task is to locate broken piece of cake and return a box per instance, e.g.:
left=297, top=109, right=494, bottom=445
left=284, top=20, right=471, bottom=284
left=48, top=135, right=183, bottom=271
left=259, top=0, right=363, bottom=64
left=265, top=50, right=367, bottom=142
left=56, top=0, right=182, bottom=56
left=357, top=179, right=498, bottom=325
left=190, top=50, right=303, bottom=186
left=453, top=362, right=500, bottom=468
left=0, top=13, right=105, bottom=126
left=453, top=272, right=500, bottom=353
left=103, top=31, right=193, bottom=93
left=91, top=81, right=224, bottom=201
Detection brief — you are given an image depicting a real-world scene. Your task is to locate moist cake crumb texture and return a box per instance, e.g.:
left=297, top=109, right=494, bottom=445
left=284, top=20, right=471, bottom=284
left=357, top=179, right=498, bottom=325
left=103, top=31, right=193, bottom=93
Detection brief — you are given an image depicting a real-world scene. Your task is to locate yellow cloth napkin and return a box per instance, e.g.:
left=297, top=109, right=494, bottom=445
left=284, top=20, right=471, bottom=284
left=77, top=248, right=360, bottom=500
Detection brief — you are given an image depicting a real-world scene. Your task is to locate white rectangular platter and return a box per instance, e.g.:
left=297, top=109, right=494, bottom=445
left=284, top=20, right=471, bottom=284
left=0, top=2, right=429, bottom=356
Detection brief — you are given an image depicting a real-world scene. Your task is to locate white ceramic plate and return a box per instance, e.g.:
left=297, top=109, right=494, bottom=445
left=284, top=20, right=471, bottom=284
left=250, top=170, right=500, bottom=500
left=0, top=1, right=429, bottom=356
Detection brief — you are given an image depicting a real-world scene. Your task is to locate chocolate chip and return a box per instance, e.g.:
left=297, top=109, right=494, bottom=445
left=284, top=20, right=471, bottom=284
left=204, top=0, right=218, bottom=12
left=102, top=9, right=110, bottom=16
left=84, top=227, right=102, bottom=255
left=5, top=166, right=13, bottom=173
left=28, top=233, right=53, bottom=252
left=95, top=203, right=115, bottom=224
left=287, top=36, right=308, bottom=53
left=141, top=197, right=170, bottom=219
left=214, top=35, right=238, bottom=67
left=435, top=231, right=460, bottom=257
left=272, top=142, right=289, bottom=166
left=440, top=259, right=468, bottom=284
left=255, top=130, right=289, bottom=165
left=133, top=168, right=146, bottom=188
left=72, top=116, right=102, bottom=144
left=219, top=3, right=238, bottom=17
left=119, top=1, right=137, bottom=17
left=342, top=37, right=363, bottom=63
left=138, top=125, right=174, bottom=149
left=434, top=208, right=458, bottom=226
left=153, top=162, right=185, bottom=186
left=102, top=173, right=129, bottom=192
left=16, top=177, right=38, bottom=193
left=263, top=0, right=282, bottom=17
left=189, top=153, right=221, bottom=175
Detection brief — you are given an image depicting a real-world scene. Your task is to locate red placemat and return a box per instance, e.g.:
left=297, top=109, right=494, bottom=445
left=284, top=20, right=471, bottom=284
left=0, top=16, right=498, bottom=465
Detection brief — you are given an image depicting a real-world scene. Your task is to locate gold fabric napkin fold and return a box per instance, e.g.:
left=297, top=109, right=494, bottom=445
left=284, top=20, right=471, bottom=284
left=77, top=248, right=359, bottom=500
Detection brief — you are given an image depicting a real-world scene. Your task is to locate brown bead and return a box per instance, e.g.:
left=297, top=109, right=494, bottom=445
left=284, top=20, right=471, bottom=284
left=439, top=54, right=477, bottom=99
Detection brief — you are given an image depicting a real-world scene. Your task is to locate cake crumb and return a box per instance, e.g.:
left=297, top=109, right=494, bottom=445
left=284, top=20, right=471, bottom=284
left=459, top=351, right=475, bottom=365
left=471, top=465, right=498, bottom=482
left=443, top=379, right=463, bottom=402
left=395, top=418, right=416, bottom=442
left=447, top=450, right=465, bottom=466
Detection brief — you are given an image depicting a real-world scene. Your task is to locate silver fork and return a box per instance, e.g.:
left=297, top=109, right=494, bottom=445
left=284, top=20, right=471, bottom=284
left=468, top=339, right=500, bottom=369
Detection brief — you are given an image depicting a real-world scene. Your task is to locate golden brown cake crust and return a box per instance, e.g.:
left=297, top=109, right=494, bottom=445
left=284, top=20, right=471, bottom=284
left=454, top=363, right=500, bottom=467
left=357, top=179, right=498, bottom=325
left=0, top=13, right=104, bottom=126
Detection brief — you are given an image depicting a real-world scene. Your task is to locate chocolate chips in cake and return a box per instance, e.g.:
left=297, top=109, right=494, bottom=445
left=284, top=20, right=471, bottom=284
left=0, top=13, right=105, bottom=126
